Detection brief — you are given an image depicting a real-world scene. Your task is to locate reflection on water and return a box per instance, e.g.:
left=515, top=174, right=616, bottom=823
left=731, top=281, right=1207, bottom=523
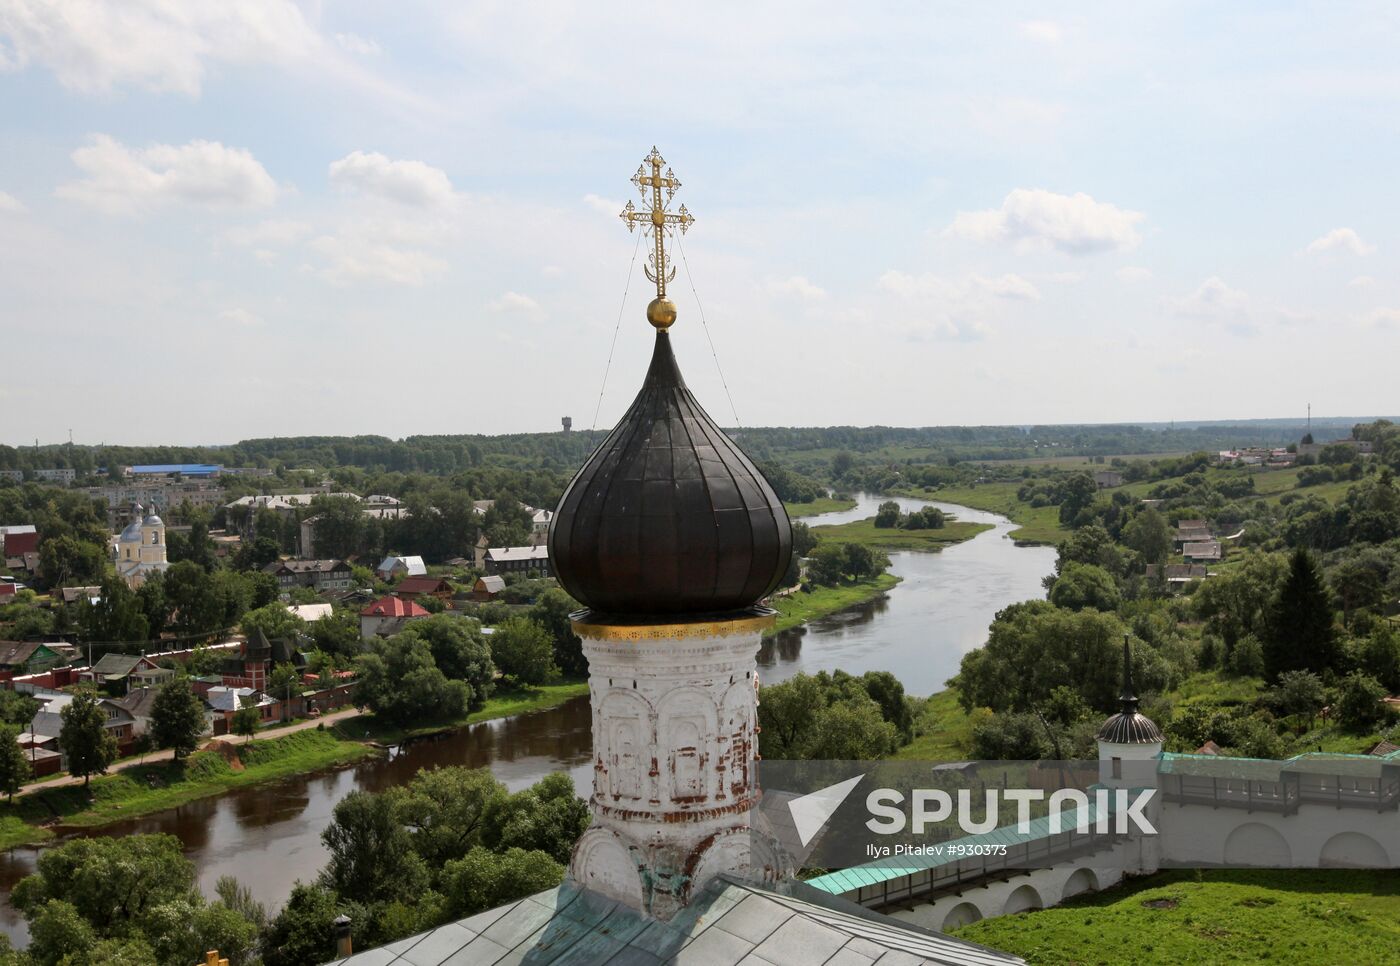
left=0, top=493, right=1053, bottom=945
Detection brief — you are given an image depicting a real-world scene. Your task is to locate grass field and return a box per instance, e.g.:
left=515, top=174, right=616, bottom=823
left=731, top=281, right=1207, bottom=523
left=335, top=679, right=591, bottom=744
left=953, top=869, right=1400, bottom=965
left=0, top=729, right=373, bottom=850
left=769, top=573, right=901, bottom=634
left=897, top=481, right=1066, bottom=545
left=895, top=688, right=975, bottom=760
left=811, top=517, right=993, bottom=550
left=785, top=496, right=858, bottom=517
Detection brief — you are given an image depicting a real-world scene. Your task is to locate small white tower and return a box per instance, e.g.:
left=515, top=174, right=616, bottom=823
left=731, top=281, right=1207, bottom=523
left=1096, top=634, right=1163, bottom=873
left=1096, top=635, right=1164, bottom=785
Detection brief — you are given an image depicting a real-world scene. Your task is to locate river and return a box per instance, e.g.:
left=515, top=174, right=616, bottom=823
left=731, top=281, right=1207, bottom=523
left=0, top=494, right=1054, bottom=944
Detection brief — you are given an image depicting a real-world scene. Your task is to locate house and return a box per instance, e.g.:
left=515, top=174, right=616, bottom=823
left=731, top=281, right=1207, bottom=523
left=29, top=692, right=138, bottom=752
left=1183, top=540, right=1222, bottom=563
left=0, top=641, right=63, bottom=674
left=1093, top=470, right=1123, bottom=489
left=59, top=585, right=103, bottom=605
left=0, top=525, right=38, bottom=565
left=261, top=558, right=353, bottom=593
left=110, top=687, right=160, bottom=736
left=80, top=653, right=171, bottom=692
left=129, top=463, right=223, bottom=478
left=1173, top=519, right=1212, bottom=547
left=472, top=575, right=506, bottom=600
left=376, top=555, right=427, bottom=580
left=391, top=575, right=455, bottom=602
left=484, top=545, right=550, bottom=577
left=360, top=595, right=430, bottom=639
left=1145, top=563, right=1210, bottom=588
left=0, top=584, right=15, bottom=601
left=288, top=602, right=334, bottom=622
left=218, top=628, right=304, bottom=690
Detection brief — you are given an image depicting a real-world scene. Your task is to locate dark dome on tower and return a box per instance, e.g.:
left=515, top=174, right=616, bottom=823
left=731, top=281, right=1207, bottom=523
left=548, top=331, right=792, bottom=617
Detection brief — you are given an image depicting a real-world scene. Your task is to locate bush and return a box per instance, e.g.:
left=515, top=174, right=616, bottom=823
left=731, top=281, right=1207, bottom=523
left=1335, top=672, right=1387, bottom=732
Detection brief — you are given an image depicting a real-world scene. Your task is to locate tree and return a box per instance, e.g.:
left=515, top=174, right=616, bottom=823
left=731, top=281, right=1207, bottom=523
left=1264, top=547, right=1340, bottom=679
left=353, top=638, right=470, bottom=725
left=145, top=897, right=259, bottom=966
left=490, top=616, right=558, bottom=686
left=831, top=451, right=855, bottom=478
left=1359, top=623, right=1400, bottom=693
left=12, top=834, right=196, bottom=935
left=441, top=847, right=563, bottom=919
left=240, top=603, right=305, bottom=643
left=231, top=536, right=282, bottom=572
left=529, top=588, right=587, bottom=678
left=396, top=614, right=495, bottom=705
left=37, top=534, right=107, bottom=589
left=150, top=677, right=206, bottom=760
left=790, top=521, right=818, bottom=557
left=58, top=690, right=118, bottom=786
left=320, top=790, right=429, bottom=905
left=25, top=899, right=96, bottom=966
left=874, top=501, right=901, bottom=528
left=483, top=771, right=590, bottom=863
left=0, top=723, right=32, bottom=801
left=231, top=705, right=260, bottom=743
left=807, top=542, right=848, bottom=585
left=260, top=883, right=343, bottom=966
left=1057, top=472, right=1099, bottom=525
left=1048, top=562, right=1121, bottom=612
left=1335, top=672, right=1387, bottom=732
left=1122, top=506, right=1172, bottom=565
left=80, top=575, right=149, bottom=645
left=0, top=689, right=39, bottom=728
left=1269, top=670, right=1327, bottom=723
left=391, top=766, right=508, bottom=868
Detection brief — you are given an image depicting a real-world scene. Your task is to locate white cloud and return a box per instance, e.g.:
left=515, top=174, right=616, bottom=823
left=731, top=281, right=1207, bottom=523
left=0, top=0, right=320, bottom=96
left=334, top=32, right=380, bottom=56
left=219, top=307, right=264, bottom=328
left=309, top=234, right=447, bottom=286
left=489, top=291, right=541, bottom=313
left=1364, top=308, right=1400, bottom=328
left=1305, top=227, right=1375, bottom=256
left=973, top=273, right=1041, bottom=300
left=225, top=218, right=312, bottom=247
left=767, top=275, right=828, bottom=301
left=328, top=151, right=456, bottom=208
left=1019, top=20, right=1063, bottom=43
left=0, top=191, right=25, bottom=212
left=1117, top=265, right=1153, bottom=283
left=583, top=193, right=621, bottom=215
left=946, top=188, right=1144, bottom=255
left=1169, top=276, right=1249, bottom=320
left=56, top=135, right=278, bottom=214
left=1349, top=275, right=1377, bottom=288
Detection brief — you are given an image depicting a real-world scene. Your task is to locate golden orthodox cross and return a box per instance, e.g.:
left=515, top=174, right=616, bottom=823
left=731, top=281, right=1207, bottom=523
left=620, top=147, right=694, bottom=302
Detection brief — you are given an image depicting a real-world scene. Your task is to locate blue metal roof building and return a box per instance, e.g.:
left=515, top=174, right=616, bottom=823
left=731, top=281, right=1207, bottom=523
left=129, top=464, right=222, bottom=477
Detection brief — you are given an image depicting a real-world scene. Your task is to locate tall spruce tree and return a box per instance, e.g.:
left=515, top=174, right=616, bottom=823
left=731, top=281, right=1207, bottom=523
left=1265, top=547, right=1339, bottom=679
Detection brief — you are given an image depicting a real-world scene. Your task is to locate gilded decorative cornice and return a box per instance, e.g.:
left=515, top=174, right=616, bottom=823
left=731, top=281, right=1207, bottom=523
left=572, top=607, right=776, bottom=642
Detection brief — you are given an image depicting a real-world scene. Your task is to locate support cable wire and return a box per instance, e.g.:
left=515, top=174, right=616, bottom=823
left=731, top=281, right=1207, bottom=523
left=591, top=228, right=646, bottom=433
left=675, top=231, right=741, bottom=428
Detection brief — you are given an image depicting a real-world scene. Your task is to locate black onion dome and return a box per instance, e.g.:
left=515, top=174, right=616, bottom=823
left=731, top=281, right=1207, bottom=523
left=549, top=331, right=792, bottom=616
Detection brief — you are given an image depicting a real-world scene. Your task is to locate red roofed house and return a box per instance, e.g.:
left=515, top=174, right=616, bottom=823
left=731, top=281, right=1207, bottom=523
left=2, top=526, right=39, bottom=569
left=360, top=595, right=430, bottom=640
left=391, top=575, right=454, bottom=603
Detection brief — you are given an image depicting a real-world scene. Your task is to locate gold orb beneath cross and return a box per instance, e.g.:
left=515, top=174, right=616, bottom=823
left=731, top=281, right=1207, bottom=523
left=647, top=297, right=678, bottom=330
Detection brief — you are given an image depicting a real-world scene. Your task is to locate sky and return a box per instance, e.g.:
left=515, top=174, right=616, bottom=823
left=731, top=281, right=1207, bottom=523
left=3, top=2, right=1400, bottom=446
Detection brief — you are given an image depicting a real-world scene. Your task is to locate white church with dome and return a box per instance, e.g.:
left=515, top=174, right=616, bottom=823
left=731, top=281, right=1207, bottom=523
left=113, top=503, right=169, bottom=588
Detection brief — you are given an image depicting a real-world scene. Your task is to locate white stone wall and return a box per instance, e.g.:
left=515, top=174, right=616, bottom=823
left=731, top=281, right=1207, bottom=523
left=570, top=623, right=782, bottom=919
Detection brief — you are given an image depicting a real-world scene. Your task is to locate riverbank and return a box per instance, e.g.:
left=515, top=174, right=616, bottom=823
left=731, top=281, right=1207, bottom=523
left=768, top=573, right=901, bottom=634
left=952, top=869, right=1400, bottom=964
left=0, top=729, right=373, bottom=850
left=336, top=680, right=591, bottom=745
left=811, top=517, right=993, bottom=550
left=784, top=495, right=858, bottom=516
left=892, top=482, right=1064, bottom=545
